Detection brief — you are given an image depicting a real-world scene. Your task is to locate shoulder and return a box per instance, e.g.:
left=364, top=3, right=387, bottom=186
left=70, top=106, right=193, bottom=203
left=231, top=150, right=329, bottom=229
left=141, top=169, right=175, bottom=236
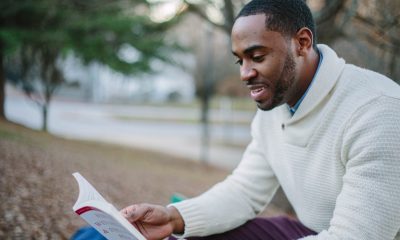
left=336, top=64, right=400, bottom=127
left=329, top=64, right=400, bottom=125
left=340, top=64, right=400, bottom=99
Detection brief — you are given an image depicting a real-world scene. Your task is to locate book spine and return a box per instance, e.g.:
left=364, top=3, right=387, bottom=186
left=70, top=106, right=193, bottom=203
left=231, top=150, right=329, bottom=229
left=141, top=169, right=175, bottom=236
left=76, top=206, right=100, bottom=215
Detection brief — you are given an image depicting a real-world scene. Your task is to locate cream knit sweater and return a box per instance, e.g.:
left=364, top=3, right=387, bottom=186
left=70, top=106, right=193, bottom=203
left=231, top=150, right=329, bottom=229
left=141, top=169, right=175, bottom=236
left=172, top=45, right=400, bottom=240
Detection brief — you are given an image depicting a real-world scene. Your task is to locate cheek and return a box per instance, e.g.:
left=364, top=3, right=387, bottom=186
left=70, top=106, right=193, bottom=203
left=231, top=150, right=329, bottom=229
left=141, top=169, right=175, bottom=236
left=259, top=55, right=287, bottom=81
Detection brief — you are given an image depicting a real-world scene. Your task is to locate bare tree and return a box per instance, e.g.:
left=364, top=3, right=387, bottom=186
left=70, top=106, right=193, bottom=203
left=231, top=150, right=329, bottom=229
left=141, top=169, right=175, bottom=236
left=352, top=0, right=400, bottom=81
left=310, top=0, right=400, bottom=81
left=12, top=46, right=65, bottom=132
left=0, top=42, right=4, bottom=119
left=182, top=0, right=247, bottom=35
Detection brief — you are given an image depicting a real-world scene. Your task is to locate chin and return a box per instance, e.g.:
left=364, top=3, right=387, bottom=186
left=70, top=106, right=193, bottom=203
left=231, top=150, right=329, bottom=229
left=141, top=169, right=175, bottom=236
left=256, top=102, right=275, bottom=111
left=256, top=98, right=285, bottom=111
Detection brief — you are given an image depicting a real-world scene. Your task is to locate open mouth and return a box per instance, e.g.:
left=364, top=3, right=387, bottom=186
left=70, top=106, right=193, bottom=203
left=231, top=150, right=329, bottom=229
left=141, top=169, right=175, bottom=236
left=251, top=87, right=265, bottom=94
left=248, top=85, right=268, bottom=101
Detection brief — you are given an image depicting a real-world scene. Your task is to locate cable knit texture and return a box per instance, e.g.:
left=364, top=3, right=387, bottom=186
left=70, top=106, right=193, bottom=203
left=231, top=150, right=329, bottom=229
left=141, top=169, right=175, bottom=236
left=171, top=45, right=400, bottom=240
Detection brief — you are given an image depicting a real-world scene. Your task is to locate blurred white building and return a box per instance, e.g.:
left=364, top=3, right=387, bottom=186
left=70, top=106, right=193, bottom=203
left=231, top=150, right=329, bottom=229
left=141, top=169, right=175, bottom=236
left=61, top=51, right=196, bottom=103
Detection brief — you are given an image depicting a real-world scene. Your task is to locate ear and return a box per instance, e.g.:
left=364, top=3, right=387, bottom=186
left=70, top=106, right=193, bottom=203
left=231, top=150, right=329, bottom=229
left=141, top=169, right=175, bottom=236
left=294, top=27, right=313, bottom=56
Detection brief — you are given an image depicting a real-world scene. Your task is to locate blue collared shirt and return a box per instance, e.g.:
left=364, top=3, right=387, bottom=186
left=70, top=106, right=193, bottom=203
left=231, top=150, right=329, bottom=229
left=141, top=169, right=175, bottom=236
left=288, top=52, right=323, bottom=115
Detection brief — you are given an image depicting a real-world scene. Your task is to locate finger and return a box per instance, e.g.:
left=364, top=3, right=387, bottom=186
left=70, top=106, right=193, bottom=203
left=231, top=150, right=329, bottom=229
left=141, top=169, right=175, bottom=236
left=134, top=221, right=150, bottom=238
left=120, top=207, right=130, bottom=217
left=134, top=222, right=163, bottom=240
left=120, top=205, right=140, bottom=221
left=124, top=204, right=151, bottom=222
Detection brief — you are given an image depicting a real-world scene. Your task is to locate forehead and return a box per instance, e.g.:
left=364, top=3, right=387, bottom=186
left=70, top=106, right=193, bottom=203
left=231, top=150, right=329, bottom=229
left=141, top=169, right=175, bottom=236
left=231, top=14, right=286, bottom=54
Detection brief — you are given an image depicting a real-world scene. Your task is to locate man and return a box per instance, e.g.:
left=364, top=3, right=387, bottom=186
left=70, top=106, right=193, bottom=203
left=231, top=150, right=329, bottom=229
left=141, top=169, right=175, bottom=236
left=122, top=0, right=400, bottom=239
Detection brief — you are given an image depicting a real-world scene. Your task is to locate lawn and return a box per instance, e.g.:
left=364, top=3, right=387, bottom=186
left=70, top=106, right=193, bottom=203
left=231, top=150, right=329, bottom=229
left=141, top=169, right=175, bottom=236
left=0, top=119, right=290, bottom=239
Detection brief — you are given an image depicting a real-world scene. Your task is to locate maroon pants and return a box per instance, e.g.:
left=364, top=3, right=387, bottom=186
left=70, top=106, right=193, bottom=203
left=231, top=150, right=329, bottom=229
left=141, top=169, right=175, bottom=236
left=169, top=216, right=316, bottom=240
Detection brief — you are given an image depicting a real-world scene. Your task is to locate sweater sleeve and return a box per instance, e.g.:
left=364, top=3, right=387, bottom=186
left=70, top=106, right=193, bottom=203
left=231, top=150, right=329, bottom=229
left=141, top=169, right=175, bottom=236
left=300, top=96, right=400, bottom=240
left=170, top=111, right=280, bottom=238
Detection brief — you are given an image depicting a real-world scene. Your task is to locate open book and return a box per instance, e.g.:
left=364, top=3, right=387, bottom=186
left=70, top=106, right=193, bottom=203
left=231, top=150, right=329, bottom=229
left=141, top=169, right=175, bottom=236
left=72, top=172, right=146, bottom=240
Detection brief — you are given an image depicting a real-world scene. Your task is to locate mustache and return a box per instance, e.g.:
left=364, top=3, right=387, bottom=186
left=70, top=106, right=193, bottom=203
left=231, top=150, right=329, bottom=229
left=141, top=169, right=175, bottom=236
left=244, top=79, right=267, bottom=86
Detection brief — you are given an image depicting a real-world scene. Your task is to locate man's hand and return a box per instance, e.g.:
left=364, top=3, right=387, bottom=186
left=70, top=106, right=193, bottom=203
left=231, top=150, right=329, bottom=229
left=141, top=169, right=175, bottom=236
left=121, top=203, right=184, bottom=240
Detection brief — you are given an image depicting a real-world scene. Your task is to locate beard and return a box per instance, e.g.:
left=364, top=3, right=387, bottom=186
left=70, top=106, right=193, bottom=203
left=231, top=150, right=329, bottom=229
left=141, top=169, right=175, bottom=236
left=257, top=52, right=296, bottom=111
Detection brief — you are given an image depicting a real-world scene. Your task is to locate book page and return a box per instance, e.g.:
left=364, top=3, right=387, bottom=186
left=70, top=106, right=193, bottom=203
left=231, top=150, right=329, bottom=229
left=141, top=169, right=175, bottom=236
left=73, top=172, right=107, bottom=208
left=79, top=206, right=142, bottom=240
left=72, top=172, right=146, bottom=240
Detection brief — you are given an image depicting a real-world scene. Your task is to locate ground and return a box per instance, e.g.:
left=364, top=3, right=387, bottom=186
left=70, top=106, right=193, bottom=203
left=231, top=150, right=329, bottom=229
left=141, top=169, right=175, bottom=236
left=0, top=120, right=290, bottom=239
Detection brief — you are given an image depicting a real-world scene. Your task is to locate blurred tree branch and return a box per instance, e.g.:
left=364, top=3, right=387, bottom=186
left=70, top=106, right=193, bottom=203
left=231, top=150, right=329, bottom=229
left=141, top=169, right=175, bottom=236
left=354, top=13, right=400, bottom=46
left=313, top=0, right=346, bottom=25
left=182, top=0, right=247, bottom=34
left=182, top=0, right=226, bottom=32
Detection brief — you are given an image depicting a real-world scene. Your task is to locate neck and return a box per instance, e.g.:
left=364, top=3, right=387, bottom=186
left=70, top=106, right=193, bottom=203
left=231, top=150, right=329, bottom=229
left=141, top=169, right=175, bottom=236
left=287, top=49, right=320, bottom=107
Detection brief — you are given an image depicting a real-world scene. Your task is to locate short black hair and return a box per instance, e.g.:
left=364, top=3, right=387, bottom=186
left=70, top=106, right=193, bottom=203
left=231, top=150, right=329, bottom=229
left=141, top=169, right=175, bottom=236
left=236, top=0, right=317, bottom=49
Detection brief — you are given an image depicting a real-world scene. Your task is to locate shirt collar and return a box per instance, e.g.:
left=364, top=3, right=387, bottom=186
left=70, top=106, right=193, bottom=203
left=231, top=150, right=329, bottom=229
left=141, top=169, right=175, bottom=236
left=288, top=51, right=323, bottom=115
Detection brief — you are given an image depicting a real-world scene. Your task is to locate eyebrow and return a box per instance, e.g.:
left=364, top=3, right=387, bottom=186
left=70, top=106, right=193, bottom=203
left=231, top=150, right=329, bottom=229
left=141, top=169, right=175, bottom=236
left=232, top=45, right=269, bottom=56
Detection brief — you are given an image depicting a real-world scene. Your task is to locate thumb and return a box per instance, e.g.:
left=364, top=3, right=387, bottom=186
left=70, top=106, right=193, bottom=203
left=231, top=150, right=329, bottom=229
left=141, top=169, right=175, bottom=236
left=120, top=204, right=141, bottom=222
left=121, top=204, right=151, bottom=223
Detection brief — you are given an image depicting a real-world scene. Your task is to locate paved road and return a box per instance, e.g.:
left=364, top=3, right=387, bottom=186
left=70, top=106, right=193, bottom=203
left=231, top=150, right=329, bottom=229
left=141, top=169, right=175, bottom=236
left=5, top=93, right=254, bottom=170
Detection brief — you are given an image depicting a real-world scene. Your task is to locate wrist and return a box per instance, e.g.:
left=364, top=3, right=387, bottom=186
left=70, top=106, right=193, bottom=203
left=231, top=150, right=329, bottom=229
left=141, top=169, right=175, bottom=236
left=167, top=206, right=185, bottom=234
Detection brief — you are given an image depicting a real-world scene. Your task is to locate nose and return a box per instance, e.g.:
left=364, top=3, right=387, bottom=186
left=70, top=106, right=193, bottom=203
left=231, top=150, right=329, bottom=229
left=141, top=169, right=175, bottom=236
left=240, top=62, right=257, bottom=82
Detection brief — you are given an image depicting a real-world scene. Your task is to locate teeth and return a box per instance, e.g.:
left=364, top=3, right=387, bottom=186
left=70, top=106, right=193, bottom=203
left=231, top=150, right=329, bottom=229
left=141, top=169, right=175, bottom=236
left=252, top=87, right=264, bottom=93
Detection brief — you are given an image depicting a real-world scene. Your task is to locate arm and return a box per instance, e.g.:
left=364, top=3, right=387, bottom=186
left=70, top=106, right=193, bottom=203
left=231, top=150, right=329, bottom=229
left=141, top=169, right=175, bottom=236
left=170, top=111, right=280, bottom=237
left=121, top=111, right=279, bottom=239
left=120, top=138, right=279, bottom=240
left=301, top=96, right=400, bottom=240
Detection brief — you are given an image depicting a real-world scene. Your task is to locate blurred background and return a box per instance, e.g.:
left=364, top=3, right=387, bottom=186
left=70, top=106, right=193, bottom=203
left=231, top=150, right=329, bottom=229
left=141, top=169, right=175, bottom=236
left=0, top=0, right=399, bottom=239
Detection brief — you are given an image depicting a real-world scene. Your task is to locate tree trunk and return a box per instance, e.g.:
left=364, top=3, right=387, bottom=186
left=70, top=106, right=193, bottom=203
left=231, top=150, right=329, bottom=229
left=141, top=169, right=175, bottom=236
left=200, top=25, right=215, bottom=165
left=42, top=103, right=48, bottom=132
left=389, top=47, right=398, bottom=83
left=223, top=0, right=235, bottom=33
left=0, top=41, right=5, bottom=120
left=42, top=83, right=53, bottom=132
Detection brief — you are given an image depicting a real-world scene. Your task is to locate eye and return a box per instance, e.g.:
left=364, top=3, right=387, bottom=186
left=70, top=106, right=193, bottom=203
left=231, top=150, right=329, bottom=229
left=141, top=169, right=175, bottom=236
left=252, top=55, right=264, bottom=63
left=235, top=59, right=243, bottom=66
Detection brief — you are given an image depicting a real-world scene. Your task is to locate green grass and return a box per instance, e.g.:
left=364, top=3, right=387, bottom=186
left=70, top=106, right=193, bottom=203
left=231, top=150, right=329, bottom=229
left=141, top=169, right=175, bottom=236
left=123, top=96, right=257, bottom=111
left=113, top=114, right=252, bottom=125
left=0, top=128, right=22, bottom=141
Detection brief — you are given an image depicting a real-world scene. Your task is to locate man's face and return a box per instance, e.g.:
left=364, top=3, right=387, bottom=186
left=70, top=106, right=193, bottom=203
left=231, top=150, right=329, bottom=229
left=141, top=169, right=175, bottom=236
left=231, top=14, right=298, bottom=111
